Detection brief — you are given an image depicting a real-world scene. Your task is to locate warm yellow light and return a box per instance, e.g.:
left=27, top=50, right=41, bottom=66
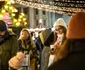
left=2, top=10, right=6, bottom=13
left=14, top=9, right=18, bottom=12
left=10, top=0, right=15, bottom=4
left=16, top=22, right=20, bottom=26
left=7, top=1, right=11, bottom=4
left=21, top=13, right=25, bottom=16
left=18, top=19, right=21, bottom=21
left=9, top=6, right=13, bottom=10
left=12, top=9, right=18, bottom=12
left=12, top=13, right=15, bottom=16
left=4, top=5, right=8, bottom=9
left=19, top=15, right=23, bottom=18
left=0, top=14, right=3, bottom=19
left=17, top=0, right=21, bottom=1
left=5, top=0, right=9, bottom=2
left=23, top=18, right=26, bottom=21
left=14, top=19, right=17, bottom=22
left=24, top=22, right=27, bottom=25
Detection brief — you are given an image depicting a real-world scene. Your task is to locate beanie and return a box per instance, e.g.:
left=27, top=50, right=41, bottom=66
left=0, top=20, right=7, bottom=32
left=53, top=18, right=67, bottom=29
left=9, top=52, right=25, bottom=69
left=66, top=12, right=85, bottom=39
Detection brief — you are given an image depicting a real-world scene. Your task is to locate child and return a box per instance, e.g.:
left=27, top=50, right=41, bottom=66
left=9, top=52, right=25, bottom=70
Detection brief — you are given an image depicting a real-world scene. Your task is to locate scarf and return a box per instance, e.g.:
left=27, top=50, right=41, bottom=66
left=55, top=33, right=64, bottom=46
left=0, top=31, right=11, bottom=45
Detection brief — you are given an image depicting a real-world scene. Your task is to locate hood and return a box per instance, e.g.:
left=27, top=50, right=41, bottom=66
left=39, top=28, right=54, bottom=46
left=53, top=18, right=67, bottom=29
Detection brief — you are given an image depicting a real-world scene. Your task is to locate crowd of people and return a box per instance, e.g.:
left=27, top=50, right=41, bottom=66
left=0, top=12, right=85, bottom=70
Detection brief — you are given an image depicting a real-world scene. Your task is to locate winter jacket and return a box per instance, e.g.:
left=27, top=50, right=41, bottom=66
left=41, top=46, right=50, bottom=70
left=39, top=29, right=52, bottom=70
left=0, top=31, right=19, bottom=70
left=18, top=39, right=38, bottom=70
left=48, top=40, right=85, bottom=70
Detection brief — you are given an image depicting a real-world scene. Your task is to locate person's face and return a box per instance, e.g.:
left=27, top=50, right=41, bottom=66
left=0, top=31, right=6, bottom=38
left=55, top=26, right=64, bottom=34
left=21, top=31, right=29, bottom=40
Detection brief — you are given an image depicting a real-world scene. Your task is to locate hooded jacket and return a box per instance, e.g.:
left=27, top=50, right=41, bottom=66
left=40, top=29, right=53, bottom=70
left=0, top=30, right=19, bottom=70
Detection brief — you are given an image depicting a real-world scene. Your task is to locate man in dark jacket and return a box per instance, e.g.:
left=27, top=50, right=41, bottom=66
left=48, top=12, right=85, bottom=70
left=0, top=20, right=19, bottom=70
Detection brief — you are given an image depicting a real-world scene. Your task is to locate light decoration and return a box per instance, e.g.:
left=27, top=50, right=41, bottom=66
left=0, top=0, right=5, bottom=1
left=0, top=0, right=27, bottom=27
left=13, top=0, right=85, bottom=16
left=16, top=12, right=27, bottom=27
left=0, top=14, right=3, bottom=19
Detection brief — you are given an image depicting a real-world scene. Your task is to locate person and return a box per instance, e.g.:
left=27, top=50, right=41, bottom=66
left=8, top=52, right=25, bottom=70
left=18, top=28, right=38, bottom=70
left=0, top=20, right=19, bottom=70
left=53, top=18, right=67, bottom=46
left=48, top=18, right=67, bottom=67
left=48, top=12, right=85, bottom=70
left=40, top=28, right=54, bottom=70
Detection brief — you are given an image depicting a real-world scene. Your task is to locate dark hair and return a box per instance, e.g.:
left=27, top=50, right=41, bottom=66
left=0, top=20, right=7, bottom=32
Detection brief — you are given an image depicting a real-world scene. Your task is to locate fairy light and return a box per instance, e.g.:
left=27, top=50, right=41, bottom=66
left=18, top=18, right=21, bottom=22
left=23, top=18, right=26, bottom=21
left=14, top=19, right=17, bottom=22
left=13, top=9, right=18, bottom=12
left=13, top=0, right=85, bottom=15
left=9, top=6, right=13, bottom=10
left=0, top=0, right=27, bottom=27
left=4, top=5, right=9, bottom=9
left=19, top=15, right=23, bottom=18
left=21, top=13, right=25, bottom=16
left=16, top=22, right=20, bottom=26
left=11, top=13, right=15, bottom=16
left=0, top=0, right=5, bottom=1
left=1, top=9, right=6, bottom=13
left=0, top=14, right=3, bottom=19
left=10, top=0, right=15, bottom=4
left=24, top=22, right=27, bottom=25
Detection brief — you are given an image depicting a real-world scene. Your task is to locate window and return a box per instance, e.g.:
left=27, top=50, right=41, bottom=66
left=43, top=11, right=46, bottom=15
left=36, top=20, right=39, bottom=26
left=35, top=9, right=38, bottom=15
left=43, top=20, right=46, bottom=26
left=23, top=7, right=29, bottom=14
left=16, top=7, right=21, bottom=12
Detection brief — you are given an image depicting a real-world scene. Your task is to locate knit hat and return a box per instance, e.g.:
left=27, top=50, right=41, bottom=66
left=0, top=20, right=7, bottom=32
left=53, top=18, right=67, bottom=29
left=9, top=52, right=25, bottom=69
left=66, top=12, right=85, bottom=39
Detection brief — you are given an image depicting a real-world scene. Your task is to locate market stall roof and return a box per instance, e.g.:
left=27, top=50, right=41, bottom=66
left=36, top=23, right=46, bottom=28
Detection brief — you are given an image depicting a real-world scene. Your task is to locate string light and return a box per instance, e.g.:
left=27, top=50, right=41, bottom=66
left=1, top=0, right=85, bottom=15
left=1, top=9, right=6, bottom=13
left=13, top=0, right=85, bottom=15
left=0, top=14, right=3, bottom=19
left=0, top=0, right=5, bottom=1
left=0, top=0, right=27, bottom=27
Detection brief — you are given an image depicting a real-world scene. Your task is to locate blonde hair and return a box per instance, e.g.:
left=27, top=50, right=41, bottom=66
left=19, top=28, right=36, bottom=48
left=53, top=39, right=71, bottom=62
